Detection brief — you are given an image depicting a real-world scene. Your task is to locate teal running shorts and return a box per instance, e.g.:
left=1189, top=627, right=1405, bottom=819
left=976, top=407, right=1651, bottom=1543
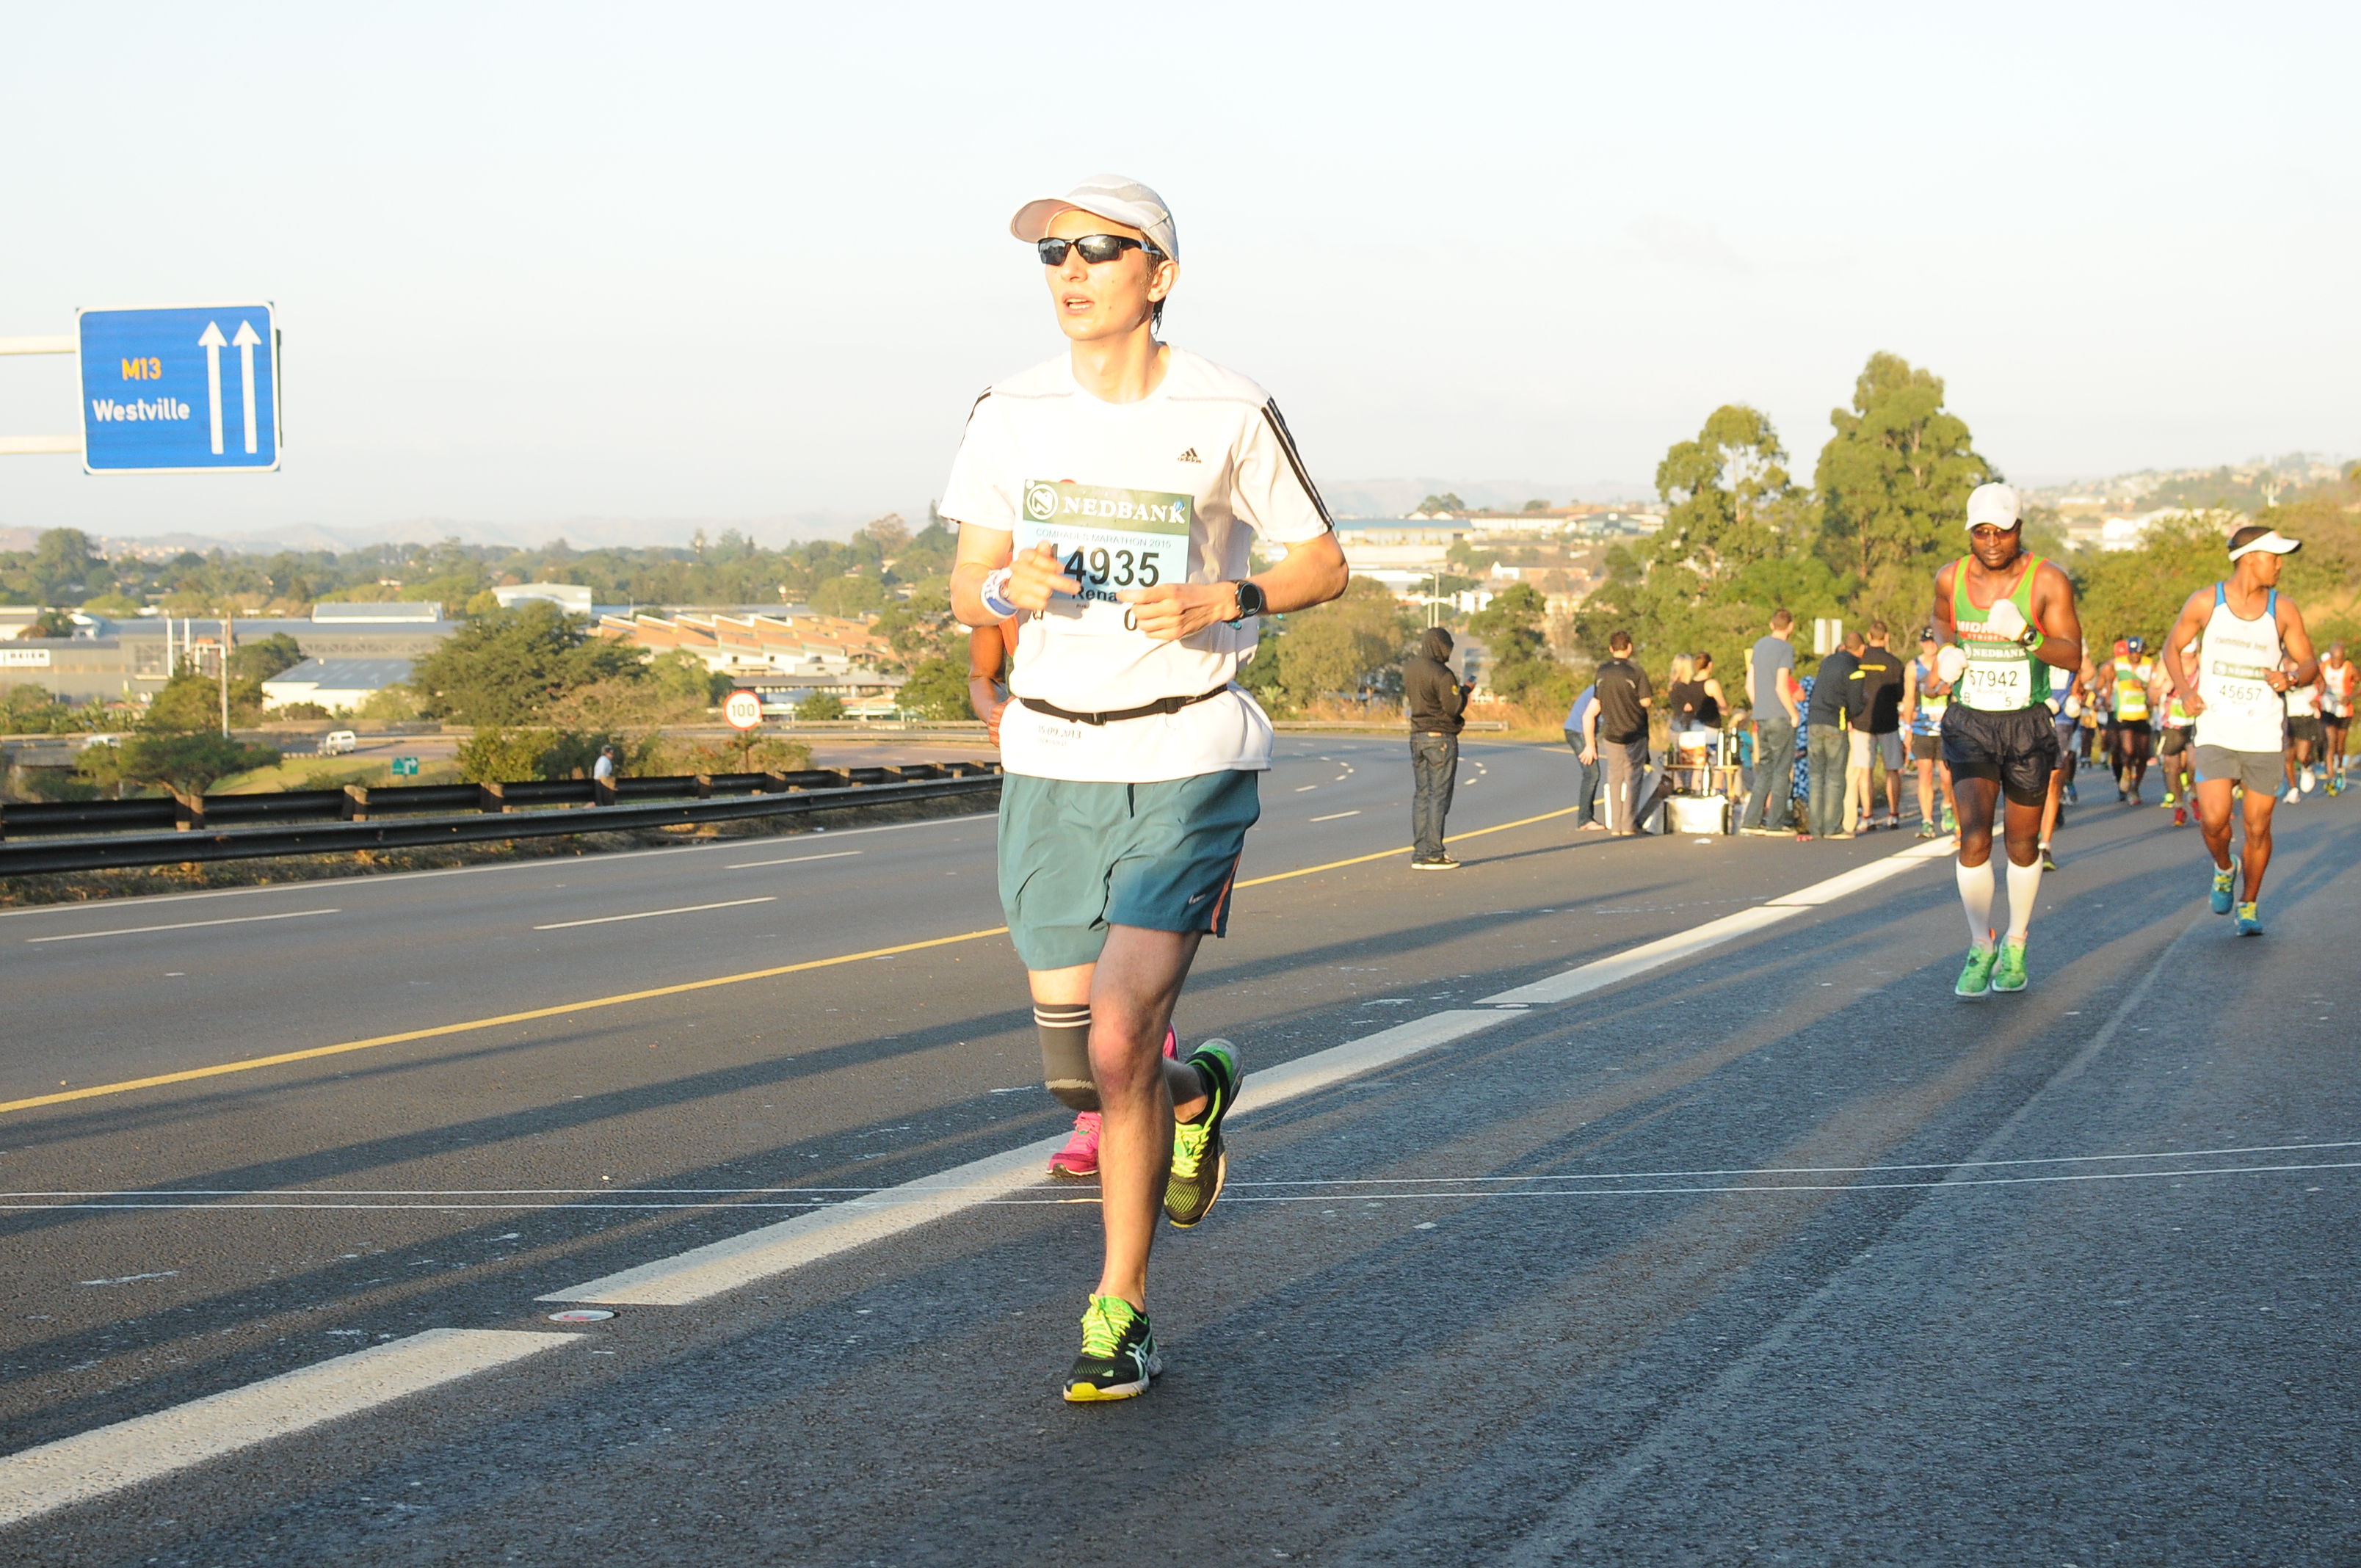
left=997, top=769, right=1261, bottom=971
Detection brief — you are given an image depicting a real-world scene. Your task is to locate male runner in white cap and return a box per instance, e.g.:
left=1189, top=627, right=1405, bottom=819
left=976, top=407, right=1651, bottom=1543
left=2320, top=641, right=2354, bottom=794
left=1930, top=482, right=2083, bottom=998
left=2162, top=526, right=2317, bottom=935
left=943, top=175, right=1349, bottom=1401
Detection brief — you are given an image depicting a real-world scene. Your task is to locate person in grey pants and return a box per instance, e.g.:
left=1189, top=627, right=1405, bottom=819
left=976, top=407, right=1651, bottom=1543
left=1404, top=625, right=1472, bottom=868
left=1586, top=629, right=1655, bottom=835
left=1741, top=610, right=1801, bottom=832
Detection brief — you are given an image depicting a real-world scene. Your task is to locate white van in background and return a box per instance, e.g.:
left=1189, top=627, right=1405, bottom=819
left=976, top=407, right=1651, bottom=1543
left=319, top=730, right=360, bottom=756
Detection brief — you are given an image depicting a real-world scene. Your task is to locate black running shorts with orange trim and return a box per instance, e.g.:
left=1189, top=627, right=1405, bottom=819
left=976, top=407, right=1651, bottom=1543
left=1941, top=705, right=2059, bottom=807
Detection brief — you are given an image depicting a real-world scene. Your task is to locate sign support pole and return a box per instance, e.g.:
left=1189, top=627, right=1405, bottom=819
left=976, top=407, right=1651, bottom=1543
left=0, top=334, right=81, bottom=456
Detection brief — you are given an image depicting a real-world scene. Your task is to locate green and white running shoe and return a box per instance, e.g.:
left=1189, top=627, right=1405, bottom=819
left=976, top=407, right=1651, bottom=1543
left=1992, top=937, right=2029, bottom=992
left=1165, top=1039, right=1241, bottom=1228
left=2210, top=863, right=2236, bottom=915
left=1956, top=940, right=1998, bottom=1000
left=1063, top=1293, right=1161, bottom=1403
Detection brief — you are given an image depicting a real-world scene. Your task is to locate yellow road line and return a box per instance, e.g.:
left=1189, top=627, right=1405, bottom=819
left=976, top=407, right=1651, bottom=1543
left=3, top=803, right=1582, bottom=1117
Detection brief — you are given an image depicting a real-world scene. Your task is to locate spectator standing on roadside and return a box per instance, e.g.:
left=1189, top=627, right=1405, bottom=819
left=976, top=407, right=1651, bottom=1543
left=592, top=744, right=616, bottom=798
left=1852, top=622, right=1907, bottom=830
left=1563, top=681, right=1606, bottom=830
left=1741, top=611, right=1801, bottom=834
left=1405, top=625, right=1471, bottom=868
left=1807, top=632, right=1863, bottom=839
left=1587, top=629, right=1654, bottom=835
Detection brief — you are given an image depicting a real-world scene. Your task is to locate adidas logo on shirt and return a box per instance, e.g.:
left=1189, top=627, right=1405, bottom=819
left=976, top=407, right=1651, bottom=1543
left=1177, top=447, right=1200, bottom=462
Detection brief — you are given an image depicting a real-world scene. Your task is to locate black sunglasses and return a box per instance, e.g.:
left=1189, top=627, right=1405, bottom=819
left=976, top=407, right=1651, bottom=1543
left=1036, top=234, right=1166, bottom=266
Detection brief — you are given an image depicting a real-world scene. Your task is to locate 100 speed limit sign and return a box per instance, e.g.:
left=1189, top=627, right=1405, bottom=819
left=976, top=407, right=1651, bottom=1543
left=723, top=690, right=764, bottom=730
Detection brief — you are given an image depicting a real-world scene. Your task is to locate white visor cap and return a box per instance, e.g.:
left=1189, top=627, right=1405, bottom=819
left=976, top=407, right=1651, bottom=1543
left=1965, top=482, right=2021, bottom=531
left=2228, top=530, right=2302, bottom=561
left=1010, top=175, right=1178, bottom=262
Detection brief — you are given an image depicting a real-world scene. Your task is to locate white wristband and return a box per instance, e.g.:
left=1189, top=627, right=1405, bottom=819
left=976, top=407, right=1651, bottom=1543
left=979, top=567, right=1018, bottom=621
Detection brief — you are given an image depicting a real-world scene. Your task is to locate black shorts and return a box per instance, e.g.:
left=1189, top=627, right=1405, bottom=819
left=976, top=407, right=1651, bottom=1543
left=2289, top=715, right=2326, bottom=749
left=1942, top=705, right=2059, bottom=807
left=2158, top=725, right=2192, bottom=758
left=1910, top=732, right=1941, bottom=762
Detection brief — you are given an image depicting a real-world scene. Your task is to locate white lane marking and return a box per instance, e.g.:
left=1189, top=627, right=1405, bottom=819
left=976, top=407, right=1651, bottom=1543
left=29, top=1144, right=2361, bottom=1212
left=532, top=896, right=775, bottom=931
left=1477, top=837, right=1953, bottom=1005
left=1310, top=810, right=1360, bottom=823
left=77, top=1270, right=179, bottom=1285
left=1213, top=1161, right=2361, bottom=1200
left=25, top=909, right=339, bottom=945
left=725, top=850, right=863, bottom=870
left=540, top=1011, right=1512, bottom=1305
left=0, top=1328, right=573, bottom=1528
left=1294, top=785, right=1319, bottom=792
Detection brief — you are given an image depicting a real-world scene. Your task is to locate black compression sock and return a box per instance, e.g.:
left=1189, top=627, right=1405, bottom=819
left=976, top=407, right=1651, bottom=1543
left=1035, top=1002, right=1095, bottom=1111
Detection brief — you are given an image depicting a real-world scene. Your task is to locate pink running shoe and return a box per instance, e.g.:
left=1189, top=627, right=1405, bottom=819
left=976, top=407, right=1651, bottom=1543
left=1048, top=1112, right=1101, bottom=1177
left=1045, top=1028, right=1179, bottom=1179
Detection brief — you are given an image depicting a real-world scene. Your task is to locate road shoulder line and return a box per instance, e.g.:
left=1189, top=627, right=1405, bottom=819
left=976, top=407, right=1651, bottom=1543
left=0, top=1328, right=573, bottom=1528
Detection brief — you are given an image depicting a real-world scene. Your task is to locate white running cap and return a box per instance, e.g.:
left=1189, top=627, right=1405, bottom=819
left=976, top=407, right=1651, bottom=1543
left=1009, top=175, right=1178, bottom=262
left=1965, top=482, right=2021, bottom=530
left=2228, top=529, right=2301, bottom=561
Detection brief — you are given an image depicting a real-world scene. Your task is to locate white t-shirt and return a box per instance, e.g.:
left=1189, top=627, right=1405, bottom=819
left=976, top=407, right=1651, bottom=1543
left=939, top=346, right=1334, bottom=783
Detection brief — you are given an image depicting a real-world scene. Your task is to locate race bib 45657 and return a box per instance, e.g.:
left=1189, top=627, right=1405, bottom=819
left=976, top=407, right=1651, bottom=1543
left=1017, top=480, right=1194, bottom=611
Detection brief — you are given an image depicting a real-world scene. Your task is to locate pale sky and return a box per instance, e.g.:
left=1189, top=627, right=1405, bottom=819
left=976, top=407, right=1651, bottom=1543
left=1, top=2, right=2352, bottom=543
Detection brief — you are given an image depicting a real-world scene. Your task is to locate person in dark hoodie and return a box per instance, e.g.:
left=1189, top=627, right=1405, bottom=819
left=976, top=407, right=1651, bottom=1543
left=1405, top=625, right=1473, bottom=868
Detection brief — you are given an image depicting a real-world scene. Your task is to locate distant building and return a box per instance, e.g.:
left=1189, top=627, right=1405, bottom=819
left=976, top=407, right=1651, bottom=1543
left=260, top=658, right=414, bottom=713
left=312, top=601, right=443, bottom=623
left=494, top=584, right=595, bottom=615
left=601, top=611, right=893, bottom=678
left=0, top=614, right=460, bottom=707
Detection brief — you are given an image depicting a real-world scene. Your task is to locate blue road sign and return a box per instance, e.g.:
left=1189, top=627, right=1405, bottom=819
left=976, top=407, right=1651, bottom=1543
left=78, top=304, right=280, bottom=473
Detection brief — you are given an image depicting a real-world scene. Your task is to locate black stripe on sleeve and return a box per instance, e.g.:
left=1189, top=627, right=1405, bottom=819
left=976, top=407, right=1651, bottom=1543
left=962, top=389, right=993, bottom=430
left=1261, top=399, right=1335, bottom=532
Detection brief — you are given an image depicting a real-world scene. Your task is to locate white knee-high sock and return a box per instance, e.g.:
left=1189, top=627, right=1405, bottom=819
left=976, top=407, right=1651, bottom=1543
left=1955, top=858, right=1995, bottom=948
left=2005, top=857, right=2042, bottom=941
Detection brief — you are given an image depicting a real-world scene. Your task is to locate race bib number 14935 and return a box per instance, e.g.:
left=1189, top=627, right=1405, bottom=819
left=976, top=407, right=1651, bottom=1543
left=1017, top=479, right=1194, bottom=621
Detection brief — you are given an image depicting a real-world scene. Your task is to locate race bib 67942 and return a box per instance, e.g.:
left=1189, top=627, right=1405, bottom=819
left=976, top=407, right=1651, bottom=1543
left=1016, top=480, right=1194, bottom=617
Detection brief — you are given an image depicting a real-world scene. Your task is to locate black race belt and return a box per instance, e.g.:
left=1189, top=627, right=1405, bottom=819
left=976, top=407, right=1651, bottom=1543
left=1016, top=684, right=1234, bottom=727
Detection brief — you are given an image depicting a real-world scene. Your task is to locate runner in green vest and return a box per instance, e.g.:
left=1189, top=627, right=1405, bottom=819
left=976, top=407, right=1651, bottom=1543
left=1929, top=483, right=2084, bottom=998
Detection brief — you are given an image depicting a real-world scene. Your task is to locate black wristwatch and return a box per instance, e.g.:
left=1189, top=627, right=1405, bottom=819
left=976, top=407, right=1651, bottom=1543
left=1228, top=580, right=1267, bottom=623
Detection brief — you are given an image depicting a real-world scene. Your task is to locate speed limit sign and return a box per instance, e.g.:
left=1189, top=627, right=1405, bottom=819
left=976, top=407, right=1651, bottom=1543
left=722, top=689, right=764, bottom=730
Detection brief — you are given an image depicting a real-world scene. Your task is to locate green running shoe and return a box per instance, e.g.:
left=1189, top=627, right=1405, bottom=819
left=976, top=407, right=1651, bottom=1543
left=1956, top=941, right=1998, bottom=1000
left=1165, top=1039, right=1241, bottom=1228
left=1063, top=1293, right=1161, bottom=1402
left=2235, top=901, right=2263, bottom=937
left=1992, top=937, right=2029, bottom=992
left=1915, top=821, right=1939, bottom=839
left=2209, top=864, right=2236, bottom=915
left=1941, top=805, right=1956, bottom=833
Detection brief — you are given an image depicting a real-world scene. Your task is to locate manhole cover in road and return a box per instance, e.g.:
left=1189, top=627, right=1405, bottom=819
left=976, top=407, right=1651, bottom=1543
left=547, top=1309, right=616, bottom=1323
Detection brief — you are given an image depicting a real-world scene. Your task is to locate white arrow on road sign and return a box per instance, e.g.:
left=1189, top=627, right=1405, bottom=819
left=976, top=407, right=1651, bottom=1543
left=197, top=322, right=227, bottom=455
left=232, top=322, right=262, bottom=455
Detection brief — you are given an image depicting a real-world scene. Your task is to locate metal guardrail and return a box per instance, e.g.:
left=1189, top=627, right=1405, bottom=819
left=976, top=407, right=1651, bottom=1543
left=0, top=765, right=1001, bottom=876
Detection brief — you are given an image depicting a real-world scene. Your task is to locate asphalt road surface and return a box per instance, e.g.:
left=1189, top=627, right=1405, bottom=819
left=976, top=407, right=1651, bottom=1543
left=2, top=738, right=2355, bottom=1565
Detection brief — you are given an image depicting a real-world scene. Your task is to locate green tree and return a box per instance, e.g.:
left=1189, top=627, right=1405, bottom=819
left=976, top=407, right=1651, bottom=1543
left=1469, top=583, right=1578, bottom=709
left=410, top=601, right=642, bottom=725
left=454, top=727, right=557, bottom=784
left=1416, top=493, right=1466, bottom=516
left=797, top=692, right=846, bottom=720
left=1653, top=404, right=1794, bottom=587
left=228, top=632, right=306, bottom=682
left=1, top=683, right=73, bottom=734
left=897, top=656, right=975, bottom=720
left=112, top=733, right=280, bottom=796
left=1275, top=578, right=1416, bottom=703
left=1815, top=352, right=1996, bottom=590
left=30, top=529, right=104, bottom=603
left=810, top=574, right=886, bottom=619
left=30, top=608, right=76, bottom=638
left=144, top=668, right=264, bottom=730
